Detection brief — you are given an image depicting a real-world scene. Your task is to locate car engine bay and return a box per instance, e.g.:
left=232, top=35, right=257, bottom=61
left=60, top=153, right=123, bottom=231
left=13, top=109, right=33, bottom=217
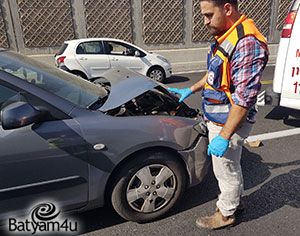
left=105, top=86, right=199, bottom=118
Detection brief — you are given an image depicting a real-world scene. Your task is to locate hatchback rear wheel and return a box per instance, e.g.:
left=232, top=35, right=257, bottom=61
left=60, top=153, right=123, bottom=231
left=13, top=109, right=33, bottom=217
left=72, top=71, right=88, bottom=80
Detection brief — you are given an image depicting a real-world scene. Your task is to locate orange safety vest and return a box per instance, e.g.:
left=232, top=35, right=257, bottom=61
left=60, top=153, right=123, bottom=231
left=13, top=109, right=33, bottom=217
left=202, top=14, right=268, bottom=126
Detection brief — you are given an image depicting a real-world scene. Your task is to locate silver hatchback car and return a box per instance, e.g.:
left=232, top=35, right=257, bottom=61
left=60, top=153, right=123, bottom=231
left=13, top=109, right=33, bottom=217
left=0, top=50, right=209, bottom=224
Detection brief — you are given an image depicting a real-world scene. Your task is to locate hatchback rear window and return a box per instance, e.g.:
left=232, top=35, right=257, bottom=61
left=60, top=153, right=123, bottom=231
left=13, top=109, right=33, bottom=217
left=57, top=43, right=68, bottom=56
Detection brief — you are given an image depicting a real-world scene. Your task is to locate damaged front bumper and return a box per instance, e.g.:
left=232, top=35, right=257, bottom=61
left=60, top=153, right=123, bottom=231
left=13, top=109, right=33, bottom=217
left=179, top=124, right=211, bottom=187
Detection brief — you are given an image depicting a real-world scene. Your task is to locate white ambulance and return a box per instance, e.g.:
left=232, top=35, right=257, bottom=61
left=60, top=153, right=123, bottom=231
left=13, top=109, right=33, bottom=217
left=266, top=0, right=300, bottom=110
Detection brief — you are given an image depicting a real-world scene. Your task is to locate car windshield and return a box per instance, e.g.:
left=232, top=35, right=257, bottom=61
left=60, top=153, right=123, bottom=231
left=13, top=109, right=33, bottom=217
left=0, top=51, right=107, bottom=108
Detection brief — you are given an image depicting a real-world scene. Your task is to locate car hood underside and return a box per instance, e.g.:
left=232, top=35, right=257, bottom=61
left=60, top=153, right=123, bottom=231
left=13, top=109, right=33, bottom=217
left=92, top=67, right=204, bottom=123
left=98, top=67, right=157, bottom=112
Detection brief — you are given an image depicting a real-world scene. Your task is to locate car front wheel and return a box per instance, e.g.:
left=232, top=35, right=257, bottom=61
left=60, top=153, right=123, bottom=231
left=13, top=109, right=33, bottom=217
left=110, top=151, right=186, bottom=222
left=147, top=67, right=165, bottom=82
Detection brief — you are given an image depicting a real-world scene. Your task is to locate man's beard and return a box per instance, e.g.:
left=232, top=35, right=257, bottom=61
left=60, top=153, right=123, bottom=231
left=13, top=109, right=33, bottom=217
left=208, top=26, right=226, bottom=37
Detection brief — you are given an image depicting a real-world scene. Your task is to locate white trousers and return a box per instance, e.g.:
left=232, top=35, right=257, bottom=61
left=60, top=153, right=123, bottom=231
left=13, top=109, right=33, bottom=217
left=207, top=121, right=253, bottom=217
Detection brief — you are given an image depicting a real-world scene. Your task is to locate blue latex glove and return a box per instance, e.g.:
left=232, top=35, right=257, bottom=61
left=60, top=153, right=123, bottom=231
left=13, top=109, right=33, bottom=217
left=168, top=87, right=194, bottom=102
left=208, top=135, right=230, bottom=157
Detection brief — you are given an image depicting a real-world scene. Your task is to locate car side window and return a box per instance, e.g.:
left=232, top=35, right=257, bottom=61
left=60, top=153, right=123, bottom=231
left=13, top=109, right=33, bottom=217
left=104, top=41, right=136, bottom=56
left=0, top=82, right=69, bottom=122
left=0, top=84, right=19, bottom=110
left=23, top=92, right=70, bottom=120
left=76, top=42, right=104, bottom=55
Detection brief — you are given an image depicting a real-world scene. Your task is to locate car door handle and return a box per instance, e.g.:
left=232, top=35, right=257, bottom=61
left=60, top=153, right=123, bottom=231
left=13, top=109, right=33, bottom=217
left=79, top=57, right=88, bottom=60
left=112, top=58, right=118, bottom=62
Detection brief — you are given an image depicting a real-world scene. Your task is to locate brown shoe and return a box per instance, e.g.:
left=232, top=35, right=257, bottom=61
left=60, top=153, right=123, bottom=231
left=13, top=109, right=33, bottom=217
left=196, top=211, right=235, bottom=230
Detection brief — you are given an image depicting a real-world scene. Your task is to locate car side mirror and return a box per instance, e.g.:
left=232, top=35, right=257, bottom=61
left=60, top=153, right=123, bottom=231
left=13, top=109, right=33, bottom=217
left=1, top=101, right=44, bottom=130
left=134, top=51, right=141, bottom=57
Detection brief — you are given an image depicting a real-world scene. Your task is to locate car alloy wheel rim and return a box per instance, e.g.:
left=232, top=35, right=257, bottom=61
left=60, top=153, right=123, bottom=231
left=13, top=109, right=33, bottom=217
left=126, top=164, right=176, bottom=213
left=150, top=70, right=163, bottom=81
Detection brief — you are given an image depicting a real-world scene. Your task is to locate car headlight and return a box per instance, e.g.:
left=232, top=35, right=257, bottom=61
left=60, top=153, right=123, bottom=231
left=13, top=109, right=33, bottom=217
left=157, top=56, right=170, bottom=64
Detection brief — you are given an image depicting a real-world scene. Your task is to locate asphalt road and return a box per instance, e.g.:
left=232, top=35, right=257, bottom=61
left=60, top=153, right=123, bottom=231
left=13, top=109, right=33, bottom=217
left=76, top=66, right=300, bottom=236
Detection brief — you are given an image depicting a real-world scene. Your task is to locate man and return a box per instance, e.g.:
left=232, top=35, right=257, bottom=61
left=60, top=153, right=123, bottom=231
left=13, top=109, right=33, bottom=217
left=169, top=0, right=268, bottom=230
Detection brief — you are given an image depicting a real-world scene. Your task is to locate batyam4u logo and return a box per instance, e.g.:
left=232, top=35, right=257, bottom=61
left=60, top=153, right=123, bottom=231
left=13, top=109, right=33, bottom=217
left=7, top=202, right=79, bottom=234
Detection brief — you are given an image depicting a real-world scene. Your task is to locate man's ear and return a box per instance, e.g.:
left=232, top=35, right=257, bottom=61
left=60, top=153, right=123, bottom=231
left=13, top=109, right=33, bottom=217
left=223, top=3, right=233, bottom=16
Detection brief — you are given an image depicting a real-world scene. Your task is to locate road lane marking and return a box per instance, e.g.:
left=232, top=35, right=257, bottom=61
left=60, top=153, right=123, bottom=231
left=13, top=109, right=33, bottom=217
left=261, top=80, right=273, bottom=85
left=173, top=64, right=275, bottom=75
left=245, top=128, right=300, bottom=143
left=257, top=90, right=266, bottom=106
left=172, top=70, right=206, bottom=75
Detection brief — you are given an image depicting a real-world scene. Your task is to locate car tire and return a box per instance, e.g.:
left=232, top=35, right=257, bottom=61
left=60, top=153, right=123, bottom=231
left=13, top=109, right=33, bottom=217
left=147, top=67, right=165, bottom=83
left=110, top=151, right=186, bottom=222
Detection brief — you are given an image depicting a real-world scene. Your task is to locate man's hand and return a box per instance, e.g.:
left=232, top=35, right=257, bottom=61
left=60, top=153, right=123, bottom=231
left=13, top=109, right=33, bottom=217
left=208, top=135, right=230, bottom=157
left=168, top=87, right=194, bottom=102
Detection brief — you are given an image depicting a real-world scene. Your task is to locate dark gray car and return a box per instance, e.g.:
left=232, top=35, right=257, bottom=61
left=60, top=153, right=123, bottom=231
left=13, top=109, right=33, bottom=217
left=0, top=50, right=209, bottom=223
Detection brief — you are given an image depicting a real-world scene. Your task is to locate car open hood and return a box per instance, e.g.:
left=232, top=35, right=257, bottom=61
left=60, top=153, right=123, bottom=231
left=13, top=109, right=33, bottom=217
left=94, top=67, right=206, bottom=135
left=98, top=67, right=159, bottom=112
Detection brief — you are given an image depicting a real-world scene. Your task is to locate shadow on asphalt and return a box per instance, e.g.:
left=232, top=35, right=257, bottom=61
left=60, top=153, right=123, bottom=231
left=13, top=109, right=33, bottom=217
left=265, top=106, right=300, bottom=127
left=239, top=167, right=300, bottom=224
left=74, top=205, right=126, bottom=235
left=264, top=106, right=291, bottom=120
left=74, top=146, right=300, bottom=234
left=236, top=148, right=300, bottom=226
left=164, top=75, right=190, bottom=84
left=284, top=118, right=300, bottom=127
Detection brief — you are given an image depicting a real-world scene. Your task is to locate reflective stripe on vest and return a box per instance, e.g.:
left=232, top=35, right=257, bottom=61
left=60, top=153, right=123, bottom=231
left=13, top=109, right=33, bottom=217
left=204, top=104, right=231, bottom=113
left=202, top=14, right=268, bottom=126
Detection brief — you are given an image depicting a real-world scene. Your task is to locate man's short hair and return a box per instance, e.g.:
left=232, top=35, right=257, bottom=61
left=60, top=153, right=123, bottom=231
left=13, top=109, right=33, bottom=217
left=200, top=0, right=238, bottom=9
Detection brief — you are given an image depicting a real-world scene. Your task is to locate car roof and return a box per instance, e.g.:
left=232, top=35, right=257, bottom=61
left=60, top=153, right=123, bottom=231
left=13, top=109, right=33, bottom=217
left=65, top=38, right=130, bottom=44
left=64, top=38, right=147, bottom=53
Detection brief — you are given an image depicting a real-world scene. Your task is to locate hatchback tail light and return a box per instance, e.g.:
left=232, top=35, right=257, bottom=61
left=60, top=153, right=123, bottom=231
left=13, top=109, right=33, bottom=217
left=281, top=11, right=297, bottom=38
left=57, top=56, right=66, bottom=65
